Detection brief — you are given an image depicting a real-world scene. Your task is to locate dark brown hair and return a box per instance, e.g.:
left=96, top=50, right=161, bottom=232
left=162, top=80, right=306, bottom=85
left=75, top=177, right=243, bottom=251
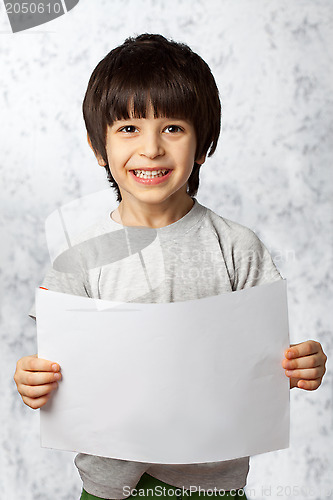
left=83, top=33, right=221, bottom=202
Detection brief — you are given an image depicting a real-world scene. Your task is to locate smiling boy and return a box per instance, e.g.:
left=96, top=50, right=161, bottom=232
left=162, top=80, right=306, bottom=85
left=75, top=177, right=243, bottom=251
left=91, top=110, right=205, bottom=228
left=14, top=34, right=326, bottom=500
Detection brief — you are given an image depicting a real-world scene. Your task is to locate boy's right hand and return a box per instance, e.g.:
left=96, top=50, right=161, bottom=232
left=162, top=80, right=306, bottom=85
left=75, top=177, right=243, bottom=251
left=14, top=354, right=61, bottom=409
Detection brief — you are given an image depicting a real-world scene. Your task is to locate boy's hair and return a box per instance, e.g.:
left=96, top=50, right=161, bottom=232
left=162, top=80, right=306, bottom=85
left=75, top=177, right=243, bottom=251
left=83, top=33, right=221, bottom=202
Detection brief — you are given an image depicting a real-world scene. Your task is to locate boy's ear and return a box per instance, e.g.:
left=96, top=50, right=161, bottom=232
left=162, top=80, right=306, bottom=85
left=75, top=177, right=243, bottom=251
left=195, top=153, right=207, bottom=165
left=87, top=133, right=107, bottom=167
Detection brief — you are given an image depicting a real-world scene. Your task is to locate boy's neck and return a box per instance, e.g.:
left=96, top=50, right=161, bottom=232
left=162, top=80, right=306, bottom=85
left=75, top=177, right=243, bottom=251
left=112, top=194, right=195, bottom=228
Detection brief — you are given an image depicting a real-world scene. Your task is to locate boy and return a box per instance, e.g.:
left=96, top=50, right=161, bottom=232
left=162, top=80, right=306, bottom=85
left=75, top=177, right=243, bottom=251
left=14, top=34, right=327, bottom=500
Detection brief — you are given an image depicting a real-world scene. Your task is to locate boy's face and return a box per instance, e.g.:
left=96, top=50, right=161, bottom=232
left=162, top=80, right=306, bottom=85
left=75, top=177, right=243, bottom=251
left=92, top=106, right=205, bottom=209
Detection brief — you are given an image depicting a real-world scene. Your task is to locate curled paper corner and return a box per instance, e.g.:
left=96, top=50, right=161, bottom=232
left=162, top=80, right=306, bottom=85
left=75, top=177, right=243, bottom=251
left=44, top=189, right=118, bottom=264
left=43, top=189, right=167, bottom=302
left=5, top=0, right=81, bottom=34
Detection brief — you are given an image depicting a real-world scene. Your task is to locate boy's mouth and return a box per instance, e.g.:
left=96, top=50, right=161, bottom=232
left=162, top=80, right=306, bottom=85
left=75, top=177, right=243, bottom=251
left=131, top=169, right=171, bottom=179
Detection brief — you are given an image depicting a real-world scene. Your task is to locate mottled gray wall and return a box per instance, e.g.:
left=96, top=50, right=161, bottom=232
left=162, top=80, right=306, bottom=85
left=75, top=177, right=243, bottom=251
left=1, top=0, right=332, bottom=499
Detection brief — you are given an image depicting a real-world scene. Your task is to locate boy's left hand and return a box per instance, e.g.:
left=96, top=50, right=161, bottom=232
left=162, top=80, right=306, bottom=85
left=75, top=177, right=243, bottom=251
left=282, top=340, right=327, bottom=390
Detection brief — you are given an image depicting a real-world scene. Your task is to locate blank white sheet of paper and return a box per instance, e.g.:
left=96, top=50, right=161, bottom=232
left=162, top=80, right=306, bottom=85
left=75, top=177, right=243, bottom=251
left=36, top=279, right=290, bottom=464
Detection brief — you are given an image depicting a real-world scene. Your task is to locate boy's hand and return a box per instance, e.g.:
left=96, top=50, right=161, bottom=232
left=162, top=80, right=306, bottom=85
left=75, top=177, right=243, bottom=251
left=14, top=354, right=62, bottom=409
left=282, top=341, right=327, bottom=390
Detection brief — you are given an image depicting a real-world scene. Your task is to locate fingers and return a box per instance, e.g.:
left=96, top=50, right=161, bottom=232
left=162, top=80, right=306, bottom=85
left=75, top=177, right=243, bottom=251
left=296, top=379, right=323, bottom=391
left=22, top=393, right=53, bottom=410
left=16, top=369, right=61, bottom=386
left=285, top=367, right=325, bottom=380
left=16, top=378, right=60, bottom=409
left=284, top=340, right=322, bottom=359
left=17, top=379, right=59, bottom=409
left=283, top=340, right=327, bottom=372
left=282, top=340, right=327, bottom=391
left=20, top=382, right=59, bottom=400
left=18, top=355, right=60, bottom=374
left=14, top=355, right=62, bottom=410
left=282, top=352, right=324, bottom=370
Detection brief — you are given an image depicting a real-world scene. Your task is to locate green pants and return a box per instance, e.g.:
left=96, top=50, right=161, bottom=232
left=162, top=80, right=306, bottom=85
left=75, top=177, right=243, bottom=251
left=80, top=472, right=247, bottom=499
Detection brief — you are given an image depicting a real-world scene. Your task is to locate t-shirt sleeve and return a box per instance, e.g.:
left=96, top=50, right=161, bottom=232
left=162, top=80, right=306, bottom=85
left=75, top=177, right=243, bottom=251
left=231, top=226, right=282, bottom=290
left=29, top=265, right=89, bottom=319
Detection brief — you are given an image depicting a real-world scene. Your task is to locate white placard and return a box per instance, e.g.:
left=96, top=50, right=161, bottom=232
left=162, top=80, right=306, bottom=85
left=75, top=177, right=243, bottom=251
left=36, top=280, right=290, bottom=464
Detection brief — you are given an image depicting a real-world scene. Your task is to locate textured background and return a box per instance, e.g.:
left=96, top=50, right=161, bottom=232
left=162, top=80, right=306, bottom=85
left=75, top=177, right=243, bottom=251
left=0, top=0, right=332, bottom=499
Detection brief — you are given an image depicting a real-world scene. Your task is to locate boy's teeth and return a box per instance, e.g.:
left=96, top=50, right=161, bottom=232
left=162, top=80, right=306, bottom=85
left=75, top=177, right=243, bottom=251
left=133, top=169, right=169, bottom=178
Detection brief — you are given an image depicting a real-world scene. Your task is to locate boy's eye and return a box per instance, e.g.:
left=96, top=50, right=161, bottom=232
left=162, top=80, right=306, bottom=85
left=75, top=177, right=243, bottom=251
left=119, top=125, right=138, bottom=133
left=164, top=125, right=183, bottom=134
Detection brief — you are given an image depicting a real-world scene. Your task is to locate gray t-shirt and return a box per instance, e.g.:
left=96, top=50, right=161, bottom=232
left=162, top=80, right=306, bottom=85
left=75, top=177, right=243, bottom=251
left=34, top=198, right=282, bottom=499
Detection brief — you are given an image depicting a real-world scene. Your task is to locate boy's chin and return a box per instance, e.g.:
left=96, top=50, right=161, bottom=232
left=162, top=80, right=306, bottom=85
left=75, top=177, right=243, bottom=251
left=126, top=190, right=190, bottom=206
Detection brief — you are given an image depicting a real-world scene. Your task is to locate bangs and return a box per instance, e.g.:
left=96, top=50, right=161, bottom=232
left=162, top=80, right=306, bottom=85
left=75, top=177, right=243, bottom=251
left=105, top=68, right=198, bottom=125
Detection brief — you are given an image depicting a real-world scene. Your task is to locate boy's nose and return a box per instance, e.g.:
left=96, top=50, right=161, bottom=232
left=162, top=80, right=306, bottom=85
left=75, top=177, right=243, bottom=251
left=139, top=132, right=164, bottom=159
